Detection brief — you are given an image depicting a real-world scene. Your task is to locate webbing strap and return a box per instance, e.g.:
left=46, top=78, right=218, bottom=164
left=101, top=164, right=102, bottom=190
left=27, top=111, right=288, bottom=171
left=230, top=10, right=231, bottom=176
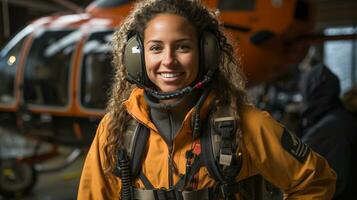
left=130, top=123, right=150, bottom=178
left=133, top=188, right=156, bottom=200
left=134, top=188, right=182, bottom=200
left=138, top=171, right=154, bottom=190
left=138, top=156, right=203, bottom=192
left=175, top=155, right=203, bottom=190
left=133, top=187, right=212, bottom=200
left=201, top=122, right=225, bottom=182
left=182, top=188, right=211, bottom=200
left=204, top=106, right=243, bottom=173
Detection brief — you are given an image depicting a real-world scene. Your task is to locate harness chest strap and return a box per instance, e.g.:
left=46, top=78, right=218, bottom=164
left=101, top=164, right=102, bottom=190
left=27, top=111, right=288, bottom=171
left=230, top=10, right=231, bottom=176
left=132, top=182, right=246, bottom=200
left=132, top=175, right=271, bottom=200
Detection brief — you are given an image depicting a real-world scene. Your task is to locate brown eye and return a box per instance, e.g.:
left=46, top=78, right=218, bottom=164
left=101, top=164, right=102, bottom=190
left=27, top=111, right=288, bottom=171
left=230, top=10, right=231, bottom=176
left=176, top=44, right=190, bottom=52
left=149, top=44, right=162, bottom=53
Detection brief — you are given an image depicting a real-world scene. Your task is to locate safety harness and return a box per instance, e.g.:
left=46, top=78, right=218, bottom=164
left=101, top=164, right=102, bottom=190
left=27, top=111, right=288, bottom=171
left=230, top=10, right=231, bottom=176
left=114, top=105, right=278, bottom=200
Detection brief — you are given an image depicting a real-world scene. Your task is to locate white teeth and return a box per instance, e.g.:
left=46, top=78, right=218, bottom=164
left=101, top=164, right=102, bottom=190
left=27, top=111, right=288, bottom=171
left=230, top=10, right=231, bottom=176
left=160, top=73, right=180, bottom=78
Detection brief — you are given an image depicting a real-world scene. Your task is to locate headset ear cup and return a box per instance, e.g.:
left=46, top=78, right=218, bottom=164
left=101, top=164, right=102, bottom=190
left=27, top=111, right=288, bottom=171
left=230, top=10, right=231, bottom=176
left=124, top=35, right=145, bottom=84
left=200, top=32, right=220, bottom=76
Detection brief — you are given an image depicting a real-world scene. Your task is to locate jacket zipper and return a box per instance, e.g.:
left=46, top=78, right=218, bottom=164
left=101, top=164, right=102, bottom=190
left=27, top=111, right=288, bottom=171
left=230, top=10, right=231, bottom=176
left=167, top=109, right=194, bottom=188
left=168, top=111, right=174, bottom=188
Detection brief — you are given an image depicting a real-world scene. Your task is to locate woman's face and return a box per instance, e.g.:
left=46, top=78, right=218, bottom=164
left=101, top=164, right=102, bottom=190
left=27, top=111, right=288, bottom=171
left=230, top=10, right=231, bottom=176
left=144, top=14, right=199, bottom=93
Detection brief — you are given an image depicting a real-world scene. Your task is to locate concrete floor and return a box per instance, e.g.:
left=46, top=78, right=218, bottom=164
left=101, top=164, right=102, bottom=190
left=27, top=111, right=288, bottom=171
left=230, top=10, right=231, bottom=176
left=0, top=129, right=86, bottom=200
left=25, top=154, right=84, bottom=200
left=0, top=151, right=85, bottom=200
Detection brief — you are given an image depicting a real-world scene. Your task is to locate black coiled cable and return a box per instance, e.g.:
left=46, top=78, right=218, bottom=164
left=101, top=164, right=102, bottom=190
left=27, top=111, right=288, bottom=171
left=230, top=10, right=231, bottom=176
left=192, top=87, right=211, bottom=139
left=118, top=148, right=132, bottom=200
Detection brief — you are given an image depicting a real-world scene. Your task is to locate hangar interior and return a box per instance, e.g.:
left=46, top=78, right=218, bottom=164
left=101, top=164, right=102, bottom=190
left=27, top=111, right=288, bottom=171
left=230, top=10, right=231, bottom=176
left=0, top=0, right=357, bottom=199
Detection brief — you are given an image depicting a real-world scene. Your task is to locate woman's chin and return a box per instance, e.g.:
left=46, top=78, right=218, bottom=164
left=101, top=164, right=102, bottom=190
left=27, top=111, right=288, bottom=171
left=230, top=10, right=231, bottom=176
left=158, top=87, right=183, bottom=93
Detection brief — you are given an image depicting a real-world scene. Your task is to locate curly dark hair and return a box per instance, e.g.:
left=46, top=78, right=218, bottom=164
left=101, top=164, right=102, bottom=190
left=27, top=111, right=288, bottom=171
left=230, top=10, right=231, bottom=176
left=104, top=0, right=249, bottom=174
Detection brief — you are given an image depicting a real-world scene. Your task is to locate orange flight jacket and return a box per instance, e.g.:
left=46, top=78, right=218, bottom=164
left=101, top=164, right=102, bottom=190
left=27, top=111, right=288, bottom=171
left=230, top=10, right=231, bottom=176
left=78, top=88, right=336, bottom=199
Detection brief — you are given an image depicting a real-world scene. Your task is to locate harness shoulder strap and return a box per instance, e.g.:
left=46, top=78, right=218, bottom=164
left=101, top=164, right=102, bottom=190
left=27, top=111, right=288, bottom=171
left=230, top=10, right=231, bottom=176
left=117, top=118, right=150, bottom=178
left=130, top=122, right=150, bottom=178
left=200, top=104, right=244, bottom=199
left=201, top=105, right=283, bottom=200
left=201, top=104, right=242, bottom=183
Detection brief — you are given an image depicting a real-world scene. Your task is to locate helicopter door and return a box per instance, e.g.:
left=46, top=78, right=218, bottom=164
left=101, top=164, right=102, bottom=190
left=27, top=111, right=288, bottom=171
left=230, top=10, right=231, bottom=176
left=22, top=30, right=80, bottom=107
left=79, top=30, right=114, bottom=110
left=0, top=26, right=32, bottom=106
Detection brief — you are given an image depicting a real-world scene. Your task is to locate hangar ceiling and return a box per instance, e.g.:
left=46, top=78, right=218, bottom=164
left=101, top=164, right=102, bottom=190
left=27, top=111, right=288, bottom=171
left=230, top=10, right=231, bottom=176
left=0, top=0, right=357, bottom=44
left=2, top=0, right=356, bottom=27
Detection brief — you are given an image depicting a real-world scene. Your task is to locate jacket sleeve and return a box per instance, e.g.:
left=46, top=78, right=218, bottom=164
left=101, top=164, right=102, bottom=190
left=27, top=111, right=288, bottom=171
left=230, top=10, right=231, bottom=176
left=240, top=107, right=336, bottom=199
left=77, top=114, right=121, bottom=200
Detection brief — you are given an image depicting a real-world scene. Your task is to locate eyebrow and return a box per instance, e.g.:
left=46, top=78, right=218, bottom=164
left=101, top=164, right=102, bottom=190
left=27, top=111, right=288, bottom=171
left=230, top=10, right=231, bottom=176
left=145, top=38, right=193, bottom=45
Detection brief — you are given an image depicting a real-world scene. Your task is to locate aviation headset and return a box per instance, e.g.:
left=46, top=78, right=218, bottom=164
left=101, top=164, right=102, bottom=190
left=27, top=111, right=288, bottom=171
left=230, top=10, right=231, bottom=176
left=123, top=31, right=221, bottom=100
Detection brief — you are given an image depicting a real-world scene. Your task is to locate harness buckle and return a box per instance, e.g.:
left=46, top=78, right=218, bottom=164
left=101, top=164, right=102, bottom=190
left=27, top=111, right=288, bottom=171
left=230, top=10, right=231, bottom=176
left=214, top=117, right=236, bottom=139
left=219, top=153, right=233, bottom=166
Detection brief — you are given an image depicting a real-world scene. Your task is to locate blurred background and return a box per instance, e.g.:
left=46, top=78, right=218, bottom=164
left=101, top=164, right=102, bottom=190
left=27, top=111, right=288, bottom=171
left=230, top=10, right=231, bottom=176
left=0, top=0, right=357, bottom=199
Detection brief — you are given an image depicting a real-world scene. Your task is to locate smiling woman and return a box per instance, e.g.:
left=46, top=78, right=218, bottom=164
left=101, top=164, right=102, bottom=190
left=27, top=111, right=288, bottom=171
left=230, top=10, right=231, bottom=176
left=144, top=14, right=199, bottom=97
left=78, top=0, right=336, bottom=199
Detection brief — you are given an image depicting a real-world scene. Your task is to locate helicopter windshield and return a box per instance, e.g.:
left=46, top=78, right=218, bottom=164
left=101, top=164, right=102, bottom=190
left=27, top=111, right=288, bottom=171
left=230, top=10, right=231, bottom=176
left=93, top=0, right=130, bottom=8
left=80, top=30, right=114, bottom=110
left=0, top=26, right=31, bottom=104
left=23, top=29, right=81, bottom=107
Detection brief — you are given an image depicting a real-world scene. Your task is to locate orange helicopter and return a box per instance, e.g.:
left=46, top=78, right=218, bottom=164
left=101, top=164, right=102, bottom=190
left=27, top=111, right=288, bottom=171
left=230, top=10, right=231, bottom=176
left=0, top=0, right=354, bottom=196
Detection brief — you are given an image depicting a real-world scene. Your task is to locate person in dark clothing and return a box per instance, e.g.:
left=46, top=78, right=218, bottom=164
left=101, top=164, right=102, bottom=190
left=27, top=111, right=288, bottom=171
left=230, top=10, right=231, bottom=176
left=300, top=63, right=357, bottom=199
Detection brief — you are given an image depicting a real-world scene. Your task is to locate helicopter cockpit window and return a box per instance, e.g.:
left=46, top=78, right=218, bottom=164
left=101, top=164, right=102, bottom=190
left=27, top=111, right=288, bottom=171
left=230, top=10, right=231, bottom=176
left=0, top=27, right=31, bottom=104
left=23, top=30, right=80, bottom=107
left=94, top=0, right=130, bottom=8
left=218, top=0, right=256, bottom=11
left=80, top=30, right=114, bottom=109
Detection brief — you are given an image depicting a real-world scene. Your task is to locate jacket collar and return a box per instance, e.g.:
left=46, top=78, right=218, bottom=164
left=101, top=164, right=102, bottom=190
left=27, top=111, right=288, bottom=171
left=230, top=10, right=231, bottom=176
left=123, top=88, right=157, bottom=131
left=123, top=87, right=216, bottom=136
left=144, top=90, right=201, bottom=144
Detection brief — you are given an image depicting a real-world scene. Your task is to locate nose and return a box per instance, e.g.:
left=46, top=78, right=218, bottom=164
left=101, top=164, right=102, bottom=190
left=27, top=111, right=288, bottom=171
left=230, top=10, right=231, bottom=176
left=162, top=48, right=175, bottom=67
